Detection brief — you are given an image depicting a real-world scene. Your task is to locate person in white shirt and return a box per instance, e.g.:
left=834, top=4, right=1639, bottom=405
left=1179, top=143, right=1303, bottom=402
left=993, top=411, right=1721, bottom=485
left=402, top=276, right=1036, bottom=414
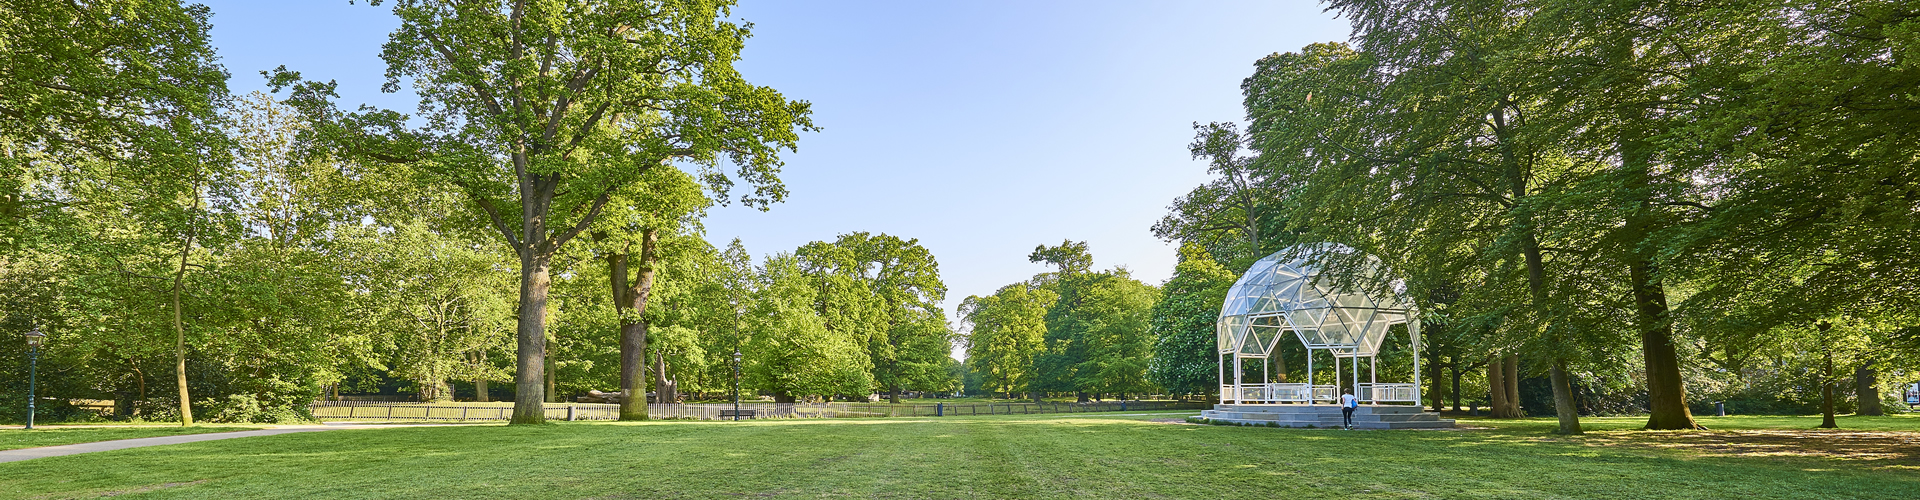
left=1340, top=388, right=1358, bottom=429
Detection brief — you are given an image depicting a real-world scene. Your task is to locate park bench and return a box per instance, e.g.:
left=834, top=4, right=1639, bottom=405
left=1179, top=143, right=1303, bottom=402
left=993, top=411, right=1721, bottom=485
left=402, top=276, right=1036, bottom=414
left=719, top=409, right=756, bottom=419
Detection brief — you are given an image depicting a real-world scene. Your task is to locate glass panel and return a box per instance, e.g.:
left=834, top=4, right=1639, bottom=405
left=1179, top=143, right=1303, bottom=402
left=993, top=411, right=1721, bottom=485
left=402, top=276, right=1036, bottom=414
left=1216, top=319, right=1233, bottom=353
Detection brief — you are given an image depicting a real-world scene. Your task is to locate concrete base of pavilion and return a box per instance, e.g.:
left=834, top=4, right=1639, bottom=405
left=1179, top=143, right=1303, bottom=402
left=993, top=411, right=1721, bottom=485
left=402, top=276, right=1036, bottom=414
left=1199, top=404, right=1454, bottom=429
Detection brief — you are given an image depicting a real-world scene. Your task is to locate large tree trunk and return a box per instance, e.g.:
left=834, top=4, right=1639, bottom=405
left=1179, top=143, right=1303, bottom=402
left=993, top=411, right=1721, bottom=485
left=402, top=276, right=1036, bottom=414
left=1500, top=112, right=1580, bottom=432
left=421, top=379, right=448, bottom=402
left=170, top=181, right=202, bottom=427
left=476, top=379, right=490, bottom=402
left=614, top=229, right=659, bottom=420
left=889, top=387, right=900, bottom=404
left=1031, top=390, right=1042, bottom=404
left=1549, top=359, right=1581, bottom=432
left=1617, top=117, right=1699, bottom=431
left=1631, top=259, right=1700, bottom=430
left=654, top=351, right=673, bottom=405
left=1488, top=354, right=1509, bottom=418
left=1856, top=361, right=1882, bottom=416
left=1503, top=354, right=1521, bottom=416
left=509, top=252, right=553, bottom=425
left=546, top=350, right=557, bottom=403
left=1819, top=322, right=1837, bottom=428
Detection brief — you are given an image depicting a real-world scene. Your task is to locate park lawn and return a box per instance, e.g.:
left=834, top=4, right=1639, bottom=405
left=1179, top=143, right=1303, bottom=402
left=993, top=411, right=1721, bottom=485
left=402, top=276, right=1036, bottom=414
left=0, top=426, right=256, bottom=451
left=1458, top=413, right=1920, bottom=432
left=0, top=412, right=1913, bottom=499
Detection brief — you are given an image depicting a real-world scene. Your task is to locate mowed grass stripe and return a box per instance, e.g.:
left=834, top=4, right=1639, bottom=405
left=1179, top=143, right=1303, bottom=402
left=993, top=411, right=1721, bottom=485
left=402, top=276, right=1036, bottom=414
left=0, top=413, right=1912, bottom=499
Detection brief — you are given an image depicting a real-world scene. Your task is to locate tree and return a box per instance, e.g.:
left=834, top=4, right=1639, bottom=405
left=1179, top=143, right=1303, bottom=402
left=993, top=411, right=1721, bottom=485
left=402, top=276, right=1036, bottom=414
left=1148, top=243, right=1235, bottom=400
left=272, top=0, right=813, bottom=423
left=2, top=0, right=231, bottom=426
left=743, top=254, right=871, bottom=402
left=961, top=279, right=1056, bottom=401
left=345, top=220, right=514, bottom=402
left=590, top=167, right=708, bottom=419
left=798, top=232, right=953, bottom=403
left=1272, top=3, right=1619, bottom=433
left=1154, top=123, right=1278, bottom=268
left=1029, top=240, right=1160, bottom=400
left=0, top=0, right=227, bottom=256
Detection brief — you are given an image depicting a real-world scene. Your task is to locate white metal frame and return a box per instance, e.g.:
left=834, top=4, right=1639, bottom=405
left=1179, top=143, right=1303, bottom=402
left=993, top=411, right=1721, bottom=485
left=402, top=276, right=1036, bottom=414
left=1216, top=245, right=1423, bottom=406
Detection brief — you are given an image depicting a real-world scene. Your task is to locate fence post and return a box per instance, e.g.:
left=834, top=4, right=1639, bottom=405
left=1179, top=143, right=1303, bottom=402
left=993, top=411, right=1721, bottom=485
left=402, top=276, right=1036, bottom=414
left=462, top=406, right=469, bottom=420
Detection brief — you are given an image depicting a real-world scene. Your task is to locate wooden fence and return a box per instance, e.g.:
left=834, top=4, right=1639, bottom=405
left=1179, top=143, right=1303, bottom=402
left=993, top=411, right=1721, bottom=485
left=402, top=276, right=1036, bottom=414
left=308, top=400, right=1206, bottom=422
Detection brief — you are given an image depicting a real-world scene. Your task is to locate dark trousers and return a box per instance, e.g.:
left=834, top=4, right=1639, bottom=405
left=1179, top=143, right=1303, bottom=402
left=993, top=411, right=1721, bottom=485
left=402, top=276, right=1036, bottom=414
left=1342, top=406, right=1355, bottom=427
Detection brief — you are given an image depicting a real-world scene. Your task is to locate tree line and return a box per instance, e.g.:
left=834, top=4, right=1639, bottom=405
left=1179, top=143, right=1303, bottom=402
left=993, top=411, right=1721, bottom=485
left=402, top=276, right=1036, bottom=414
left=963, top=240, right=1232, bottom=403
left=1154, top=0, right=1919, bottom=432
left=0, top=0, right=964, bottom=425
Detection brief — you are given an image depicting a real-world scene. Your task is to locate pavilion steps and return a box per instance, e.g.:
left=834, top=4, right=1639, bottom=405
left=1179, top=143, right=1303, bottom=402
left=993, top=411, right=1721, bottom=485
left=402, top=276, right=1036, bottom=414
left=1197, top=404, right=1455, bottom=429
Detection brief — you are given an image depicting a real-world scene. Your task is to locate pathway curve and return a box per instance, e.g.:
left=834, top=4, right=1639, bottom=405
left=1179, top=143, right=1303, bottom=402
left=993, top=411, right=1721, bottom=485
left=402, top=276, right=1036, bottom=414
left=0, top=423, right=482, bottom=464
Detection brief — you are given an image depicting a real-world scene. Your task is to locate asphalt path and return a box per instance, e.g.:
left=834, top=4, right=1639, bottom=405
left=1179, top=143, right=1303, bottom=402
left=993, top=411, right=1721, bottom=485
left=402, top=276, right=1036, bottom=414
left=0, top=423, right=482, bottom=464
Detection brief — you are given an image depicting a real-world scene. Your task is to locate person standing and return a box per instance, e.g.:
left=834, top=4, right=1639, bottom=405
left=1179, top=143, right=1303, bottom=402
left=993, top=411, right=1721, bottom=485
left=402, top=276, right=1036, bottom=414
left=1341, top=388, right=1358, bottom=429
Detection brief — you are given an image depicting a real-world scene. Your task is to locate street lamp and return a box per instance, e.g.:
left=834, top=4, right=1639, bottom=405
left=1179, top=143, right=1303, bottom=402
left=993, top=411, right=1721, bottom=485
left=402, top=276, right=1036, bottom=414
left=725, top=351, right=741, bottom=421
left=24, top=326, right=45, bottom=430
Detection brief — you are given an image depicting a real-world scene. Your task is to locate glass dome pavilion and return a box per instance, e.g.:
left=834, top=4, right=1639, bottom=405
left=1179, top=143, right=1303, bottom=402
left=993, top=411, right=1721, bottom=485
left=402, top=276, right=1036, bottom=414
left=1217, top=244, right=1424, bottom=405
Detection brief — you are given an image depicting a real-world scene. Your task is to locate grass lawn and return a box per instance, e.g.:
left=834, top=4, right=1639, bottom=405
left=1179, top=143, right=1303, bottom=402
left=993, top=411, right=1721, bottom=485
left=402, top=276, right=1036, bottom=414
left=0, top=412, right=1913, bottom=499
left=0, top=426, right=256, bottom=451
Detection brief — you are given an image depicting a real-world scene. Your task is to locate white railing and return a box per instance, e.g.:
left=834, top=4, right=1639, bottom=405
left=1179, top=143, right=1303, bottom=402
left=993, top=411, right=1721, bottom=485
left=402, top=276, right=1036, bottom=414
left=1356, top=383, right=1418, bottom=403
left=1226, top=383, right=1339, bottom=404
left=1312, top=385, right=1339, bottom=402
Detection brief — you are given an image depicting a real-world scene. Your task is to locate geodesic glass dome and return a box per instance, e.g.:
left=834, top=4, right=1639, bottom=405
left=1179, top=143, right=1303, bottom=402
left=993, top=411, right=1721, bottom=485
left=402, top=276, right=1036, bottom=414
left=1217, top=244, right=1415, bottom=358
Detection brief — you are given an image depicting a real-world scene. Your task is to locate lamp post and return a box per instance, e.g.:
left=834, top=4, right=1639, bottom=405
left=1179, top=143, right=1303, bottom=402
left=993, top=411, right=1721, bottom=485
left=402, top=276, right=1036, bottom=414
left=732, top=349, right=742, bottom=421
left=24, top=326, right=45, bottom=430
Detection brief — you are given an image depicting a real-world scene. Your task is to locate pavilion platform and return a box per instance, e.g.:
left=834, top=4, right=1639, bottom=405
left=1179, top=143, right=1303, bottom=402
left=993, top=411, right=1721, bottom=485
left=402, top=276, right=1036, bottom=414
left=1198, top=404, right=1454, bottom=429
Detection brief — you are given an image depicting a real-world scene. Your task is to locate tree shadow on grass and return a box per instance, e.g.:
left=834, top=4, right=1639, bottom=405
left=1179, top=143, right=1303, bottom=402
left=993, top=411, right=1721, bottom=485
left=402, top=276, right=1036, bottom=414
left=1576, top=429, right=1920, bottom=470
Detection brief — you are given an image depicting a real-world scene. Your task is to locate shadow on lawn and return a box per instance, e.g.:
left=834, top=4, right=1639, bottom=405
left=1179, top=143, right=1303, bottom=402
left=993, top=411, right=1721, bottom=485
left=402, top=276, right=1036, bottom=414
left=1575, top=429, right=1920, bottom=469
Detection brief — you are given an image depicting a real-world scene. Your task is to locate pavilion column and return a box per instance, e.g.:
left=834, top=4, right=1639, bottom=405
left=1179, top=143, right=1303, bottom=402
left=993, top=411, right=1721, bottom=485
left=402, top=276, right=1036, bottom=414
left=1351, top=354, right=1359, bottom=398
left=1334, top=355, right=1341, bottom=397
left=1218, top=352, right=1227, bottom=404
left=1306, top=349, right=1315, bottom=406
left=1233, top=355, right=1243, bottom=405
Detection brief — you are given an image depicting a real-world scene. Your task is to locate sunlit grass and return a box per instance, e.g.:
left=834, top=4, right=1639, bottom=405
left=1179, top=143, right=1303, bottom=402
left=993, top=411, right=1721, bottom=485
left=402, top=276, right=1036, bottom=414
left=0, top=426, right=257, bottom=451
left=0, top=412, right=1912, bottom=499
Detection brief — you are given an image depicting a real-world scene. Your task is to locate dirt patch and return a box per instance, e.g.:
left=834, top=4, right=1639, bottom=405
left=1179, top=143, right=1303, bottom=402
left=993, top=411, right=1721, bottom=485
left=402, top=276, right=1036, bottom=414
left=1579, top=429, right=1920, bottom=469
left=1147, top=418, right=1198, bottom=425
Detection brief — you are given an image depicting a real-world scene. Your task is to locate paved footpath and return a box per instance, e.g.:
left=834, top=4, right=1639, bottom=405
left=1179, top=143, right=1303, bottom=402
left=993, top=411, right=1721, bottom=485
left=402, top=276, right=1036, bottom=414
left=0, top=423, right=479, bottom=464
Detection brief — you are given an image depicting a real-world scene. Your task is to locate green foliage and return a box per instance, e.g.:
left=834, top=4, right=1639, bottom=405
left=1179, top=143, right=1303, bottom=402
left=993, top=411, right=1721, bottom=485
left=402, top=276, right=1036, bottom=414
left=1030, top=241, right=1161, bottom=397
left=269, top=0, right=815, bottom=422
left=797, top=232, right=954, bottom=398
left=1155, top=0, right=1920, bottom=428
left=743, top=255, right=873, bottom=401
left=1148, top=244, right=1236, bottom=397
left=961, top=279, right=1056, bottom=398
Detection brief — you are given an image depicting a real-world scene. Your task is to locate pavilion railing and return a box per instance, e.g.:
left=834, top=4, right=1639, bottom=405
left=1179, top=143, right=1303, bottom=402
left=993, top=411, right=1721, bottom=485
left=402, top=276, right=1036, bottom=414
left=1222, top=383, right=1341, bottom=404
left=1356, top=383, right=1418, bottom=403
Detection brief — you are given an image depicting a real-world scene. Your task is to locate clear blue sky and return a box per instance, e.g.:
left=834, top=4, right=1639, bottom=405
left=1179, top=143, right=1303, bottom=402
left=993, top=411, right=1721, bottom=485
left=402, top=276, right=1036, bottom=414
left=199, top=1, right=1353, bottom=358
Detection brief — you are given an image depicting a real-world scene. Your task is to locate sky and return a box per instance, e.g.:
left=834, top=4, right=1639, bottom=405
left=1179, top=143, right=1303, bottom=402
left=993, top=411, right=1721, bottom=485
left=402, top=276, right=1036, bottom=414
left=198, top=0, right=1354, bottom=359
